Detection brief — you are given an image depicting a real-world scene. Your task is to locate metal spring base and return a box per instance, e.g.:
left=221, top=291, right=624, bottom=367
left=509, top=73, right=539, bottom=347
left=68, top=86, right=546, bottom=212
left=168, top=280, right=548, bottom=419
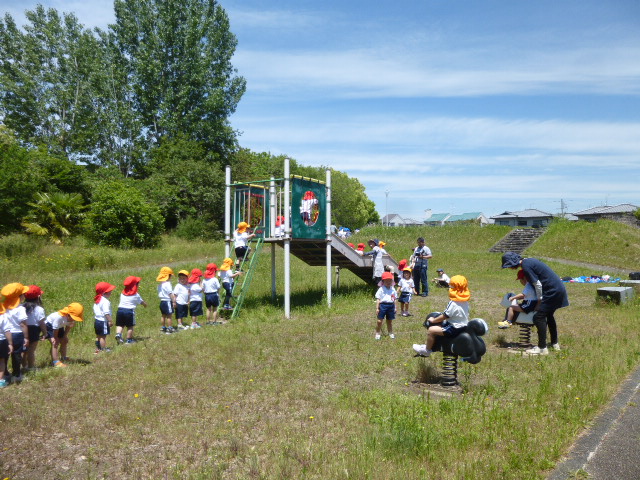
left=441, top=353, right=458, bottom=387
left=518, top=324, right=533, bottom=349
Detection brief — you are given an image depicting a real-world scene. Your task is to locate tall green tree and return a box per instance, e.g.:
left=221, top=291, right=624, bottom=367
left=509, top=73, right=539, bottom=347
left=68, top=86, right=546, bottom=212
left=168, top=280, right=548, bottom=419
left=111, top=0, right=246, bottom=160
left=0, top=7, right=102, bottom=160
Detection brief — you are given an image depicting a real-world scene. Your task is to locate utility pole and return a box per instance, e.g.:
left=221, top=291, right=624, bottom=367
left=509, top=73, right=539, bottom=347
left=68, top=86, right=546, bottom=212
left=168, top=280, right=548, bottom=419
left=385, top=190, right=390, bottom=226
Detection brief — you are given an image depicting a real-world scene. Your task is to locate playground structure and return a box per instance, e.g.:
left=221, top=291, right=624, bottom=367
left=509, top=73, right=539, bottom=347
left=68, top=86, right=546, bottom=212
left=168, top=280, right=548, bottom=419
left=224, top=158, right=397, bottom=319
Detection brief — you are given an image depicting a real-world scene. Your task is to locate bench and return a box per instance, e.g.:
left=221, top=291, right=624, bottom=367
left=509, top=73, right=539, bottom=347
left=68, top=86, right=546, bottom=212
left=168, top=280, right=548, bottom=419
left=597, top=286, right=634, bottom=305
left=619, top=280, right=640, bottom=294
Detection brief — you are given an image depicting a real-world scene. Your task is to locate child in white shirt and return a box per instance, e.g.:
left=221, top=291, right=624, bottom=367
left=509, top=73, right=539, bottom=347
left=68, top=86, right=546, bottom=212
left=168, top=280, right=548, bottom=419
left=23, top=285, right=47, bottom=371
left=219, top=258, right=242, bottom=311
left=0, top=306, right=13, bottom=387
left=94, top=282, right=116, bottom=353
left=413, top=275, right=470, bottom=357
left=115, top=276, right=147, bottom=344
left=188, top=268, right=204, bottom=329
left=374, top=272, right=397, bottom=340
left=156, top=267, right=175, bottom=334
left=173, top=270, right=190, bottom=330
left=1, top=282, right=29, bottom=381
left=498, top=269, right=538, bottom=328
left=397, top=268, right=417, bottom=317
left=203, top=263, right=221, bottom=324
left=45, top=303, right=84, bottom=367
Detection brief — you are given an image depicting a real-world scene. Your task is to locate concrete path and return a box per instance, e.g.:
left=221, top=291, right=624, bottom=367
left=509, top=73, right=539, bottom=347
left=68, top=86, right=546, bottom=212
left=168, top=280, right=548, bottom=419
left=548, top=365, right=640, bottom=479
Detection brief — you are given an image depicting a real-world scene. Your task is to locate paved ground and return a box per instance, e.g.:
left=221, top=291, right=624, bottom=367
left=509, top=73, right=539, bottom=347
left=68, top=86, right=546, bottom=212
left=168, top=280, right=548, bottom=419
left=539, top=256, right=634, bottom=275
left=548, top=365, right=640, bottom=479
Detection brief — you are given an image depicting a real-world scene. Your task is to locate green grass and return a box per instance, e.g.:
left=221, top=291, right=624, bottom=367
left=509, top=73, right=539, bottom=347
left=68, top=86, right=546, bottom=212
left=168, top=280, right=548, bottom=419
left=0, top=224, right=639, bottom=479
left=527, top=218, right=640, bottom=270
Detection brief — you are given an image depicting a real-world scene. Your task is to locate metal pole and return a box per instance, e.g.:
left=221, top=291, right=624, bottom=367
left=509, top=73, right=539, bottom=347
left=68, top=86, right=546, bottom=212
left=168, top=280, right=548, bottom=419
left=271, top=243, right=276, bottom=302
left=225, top=165, right=231, bottom=258
left=326, top=169, right=332, bottom=308
left=270, top=177, right=277, bottom=301
left=385, top=189, right=390, bottom=226
left=284, top=158, right=291, bottom=319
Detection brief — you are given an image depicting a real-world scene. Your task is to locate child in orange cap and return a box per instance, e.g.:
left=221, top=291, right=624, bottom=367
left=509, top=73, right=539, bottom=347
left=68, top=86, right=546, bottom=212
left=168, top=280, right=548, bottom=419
left=233, top=222, right=256, bottom=269
left=115, top=276, right=147, bottom=345
left=157, top=267, right=175, bottom=334
left=45, top=303, right=84, bottom=367
left=203, top=263, right=221, bottom=324
left=188, top=268, right=204, bottom=329
left=23, top=285, right=48, bottom=371
left=413, top=275, right=470, bottom=357
left=0, top=301, right=13, bottom=387
left=1, top=283, right=30, bottom=382
left=94, top=282, right=116, bottom=353
left=173, top=270, right=190, bottom=330
left=374, top=271, right=397, bottom=340
left=219, top=258, right=242, bottom=311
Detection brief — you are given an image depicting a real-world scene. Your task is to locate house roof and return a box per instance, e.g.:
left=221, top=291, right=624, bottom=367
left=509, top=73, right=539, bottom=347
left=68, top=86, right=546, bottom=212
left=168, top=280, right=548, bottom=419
left=382, top=213, right=403, bottom=223
left=425, top=213, right=450, bottom=222
left=446, top=212, right=484, bottom=222
left=490, top=209, right=552, bottom=219
left=573, top=203, right=638, bottom=216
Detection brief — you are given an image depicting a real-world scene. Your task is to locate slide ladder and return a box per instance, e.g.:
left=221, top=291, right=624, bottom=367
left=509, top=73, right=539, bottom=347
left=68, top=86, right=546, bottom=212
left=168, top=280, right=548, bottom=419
left=230, top=236, right=264, bottom=320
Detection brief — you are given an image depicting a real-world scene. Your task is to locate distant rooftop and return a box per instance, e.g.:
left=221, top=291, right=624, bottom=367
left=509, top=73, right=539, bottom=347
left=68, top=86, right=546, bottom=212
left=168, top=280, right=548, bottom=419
left=490, top=209, right=553, bottom=219
left=573, top=203, right=638, bottom=216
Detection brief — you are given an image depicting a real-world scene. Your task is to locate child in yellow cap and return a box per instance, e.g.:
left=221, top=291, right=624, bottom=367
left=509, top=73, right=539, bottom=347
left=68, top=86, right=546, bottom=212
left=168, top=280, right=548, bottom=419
left=156, top=267, right=175, bottom=334
left=413, top=275, right=470, bottom=357
left=1, top=283, right=30, bottom=382
left=219, top=258, right=242, bottom=311
left=45, top=303, right=84, bottom=367
left=233, top=222, right=256, bottom=269
left=0, top=301, right=13, bottom=387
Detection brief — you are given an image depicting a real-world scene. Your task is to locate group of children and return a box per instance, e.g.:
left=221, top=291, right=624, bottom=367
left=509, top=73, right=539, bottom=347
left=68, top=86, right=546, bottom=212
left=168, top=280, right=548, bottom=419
left=156, top=260, right=241, bottom=334
left=0, top=255, right=245, bottom=387
left=1, top=282, right=85, bottom=386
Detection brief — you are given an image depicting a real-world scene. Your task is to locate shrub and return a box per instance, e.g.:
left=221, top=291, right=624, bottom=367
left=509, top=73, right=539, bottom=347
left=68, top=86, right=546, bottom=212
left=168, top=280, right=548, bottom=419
left=0, top=233, right=46, bottom=259
left=85, top=181, right=163, bottom=249
left=174, top=216, right=220, bottom=241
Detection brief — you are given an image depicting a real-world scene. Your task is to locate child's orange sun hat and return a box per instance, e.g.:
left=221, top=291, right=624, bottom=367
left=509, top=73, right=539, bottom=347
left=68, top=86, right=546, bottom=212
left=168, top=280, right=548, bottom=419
left=448, top=275, right=471, bottom=302
left=237, top=222, right=250, bottom=233
left=1, top=283, right=30, bottom=310
left=59, top=302, right=84, bottom=322
left=156, top=266, right=174, bottom=282
left=219, top=258, right=234, bottom=271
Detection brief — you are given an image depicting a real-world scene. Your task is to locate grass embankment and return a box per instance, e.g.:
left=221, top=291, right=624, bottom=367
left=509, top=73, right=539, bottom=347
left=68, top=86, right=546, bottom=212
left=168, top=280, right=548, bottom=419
left=0, top=223, right=639, bottom=479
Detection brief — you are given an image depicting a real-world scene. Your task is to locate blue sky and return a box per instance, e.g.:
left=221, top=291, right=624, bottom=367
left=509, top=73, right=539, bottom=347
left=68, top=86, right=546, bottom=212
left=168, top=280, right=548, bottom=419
left=3, top=0, right=640, bottom=220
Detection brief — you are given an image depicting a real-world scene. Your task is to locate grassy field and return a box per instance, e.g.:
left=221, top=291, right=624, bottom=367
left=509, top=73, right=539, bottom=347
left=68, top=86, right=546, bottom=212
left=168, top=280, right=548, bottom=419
left=1, top=221, right=639, bottom=479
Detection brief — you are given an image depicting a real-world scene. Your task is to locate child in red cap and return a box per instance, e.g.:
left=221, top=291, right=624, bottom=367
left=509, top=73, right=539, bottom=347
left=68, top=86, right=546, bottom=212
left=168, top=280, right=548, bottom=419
left=374, top=272, right=397, bottom=340
left=94, top=282, right=116, bottom=353
left=115, top=276, right=147, bottom=345
left=188, top=268, right=204, bottom=329
left=203, top=263, right=221, bottom=325
left=23, top=285, right=47, bottom=371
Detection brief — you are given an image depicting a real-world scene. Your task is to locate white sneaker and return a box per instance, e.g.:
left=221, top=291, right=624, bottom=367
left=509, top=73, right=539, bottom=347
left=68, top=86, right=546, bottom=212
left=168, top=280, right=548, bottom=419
left=525, top=346, right=549, bottom=355
left=389, top=333, right=396, bottom=339
left=375, top=334, right=381, bottom=340
left=551, top=343, right=561, bottom=351
left=412, top=344, right=431, bottom=357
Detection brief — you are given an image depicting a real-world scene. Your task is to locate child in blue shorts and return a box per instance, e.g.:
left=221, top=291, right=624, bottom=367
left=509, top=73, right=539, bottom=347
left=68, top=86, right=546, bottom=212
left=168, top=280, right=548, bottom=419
left=115, top=276, right=147, bottom=344
left=374, top=271, right=397, bottom=340
left=397, top=267, right=417, bottom=317
left=23, top=285, right=47, bottom=371
left=156, top=267, right=175, bottom=334
left=413, top=275, right=470, bottom=357
left=203, top=263, right=221, bottom=324
left=94, top=282, right=116, bottom=353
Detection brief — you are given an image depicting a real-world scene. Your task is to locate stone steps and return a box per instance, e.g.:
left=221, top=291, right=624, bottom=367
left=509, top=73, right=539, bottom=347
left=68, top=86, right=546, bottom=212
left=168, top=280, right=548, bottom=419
left=489, top=228, right=547, bottom=254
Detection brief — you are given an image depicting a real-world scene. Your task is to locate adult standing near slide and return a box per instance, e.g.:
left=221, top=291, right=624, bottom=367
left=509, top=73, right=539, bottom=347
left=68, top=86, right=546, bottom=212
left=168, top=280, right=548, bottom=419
left=501, top=252, right=569, bottom=355
left=411, top=237, right=432, bottom=296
